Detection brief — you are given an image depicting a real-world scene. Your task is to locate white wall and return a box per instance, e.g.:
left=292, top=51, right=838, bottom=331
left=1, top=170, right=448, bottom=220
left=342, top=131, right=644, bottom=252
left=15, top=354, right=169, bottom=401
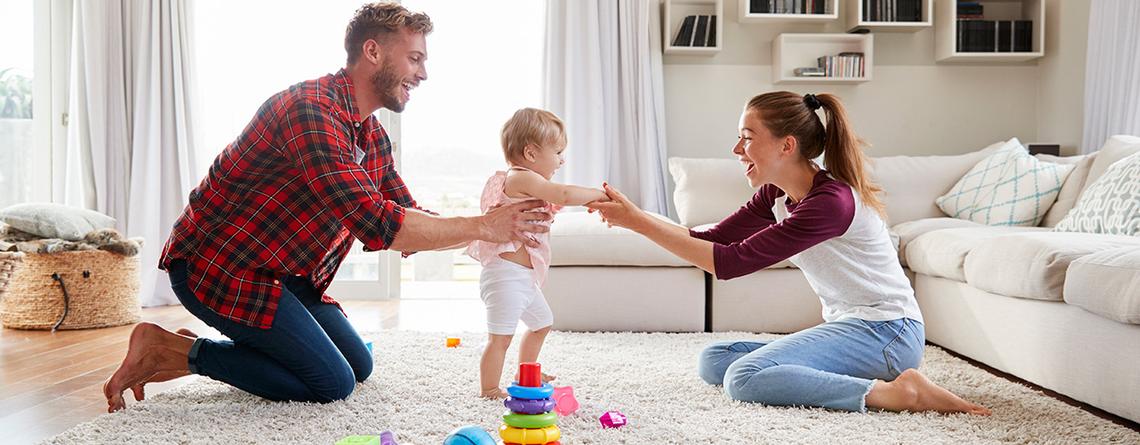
left=663, top=0, right=1090, bottom=160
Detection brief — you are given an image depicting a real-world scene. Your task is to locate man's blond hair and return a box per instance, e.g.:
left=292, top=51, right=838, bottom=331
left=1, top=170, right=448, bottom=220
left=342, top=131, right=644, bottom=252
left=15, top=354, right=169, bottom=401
left=345, top=2, right=434, bottom=65
left=501, top=108, right=567, bottom=163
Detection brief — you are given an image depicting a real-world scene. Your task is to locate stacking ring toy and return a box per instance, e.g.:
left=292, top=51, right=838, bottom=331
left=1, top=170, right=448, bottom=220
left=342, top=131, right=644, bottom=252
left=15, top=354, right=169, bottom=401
left=504, top=397, right=556, bottom=414
left=498, top=424, right=560, bottom=444
left=502, top=411, right=558, bottom=429
left=507, top=382, right=554, bottom=400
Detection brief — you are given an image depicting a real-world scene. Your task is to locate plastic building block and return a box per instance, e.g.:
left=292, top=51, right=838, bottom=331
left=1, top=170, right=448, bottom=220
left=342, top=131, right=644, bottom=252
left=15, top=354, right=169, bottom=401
left=599, top=410, right=627, bottom=428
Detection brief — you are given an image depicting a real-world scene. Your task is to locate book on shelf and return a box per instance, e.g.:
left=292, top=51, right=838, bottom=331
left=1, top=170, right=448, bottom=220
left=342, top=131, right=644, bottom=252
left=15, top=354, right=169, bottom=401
left=671, top=15, right=696, bottom=47
left=692, top=15, right=710, bottom=47
left=862, top=0, right=922, bottom=23
left=707, top=15, right=717, bottom=47
left=957, top=1, right=983, bottom=16
left=794, top=67, right=826, bottom=77
left=749, top=0, right=827, bottom=15
left=956, top=19, right=1033, bottom=53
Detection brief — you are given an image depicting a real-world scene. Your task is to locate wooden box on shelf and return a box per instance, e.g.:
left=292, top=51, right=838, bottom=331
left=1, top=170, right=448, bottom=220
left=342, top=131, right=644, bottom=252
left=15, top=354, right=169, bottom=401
left=846, top=0, right=933, bottom=32
left=772, top=33, right=873, bottom=84
left=738, top=0, right=838, bottom=23
left=935, top=0, right=1044, bottom=62
left=664, top=0, right=724, bottom=55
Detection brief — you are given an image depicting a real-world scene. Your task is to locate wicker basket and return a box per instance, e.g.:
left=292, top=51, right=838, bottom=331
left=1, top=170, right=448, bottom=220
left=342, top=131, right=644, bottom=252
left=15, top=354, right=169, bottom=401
left=0, top=250, right=140, bottom=330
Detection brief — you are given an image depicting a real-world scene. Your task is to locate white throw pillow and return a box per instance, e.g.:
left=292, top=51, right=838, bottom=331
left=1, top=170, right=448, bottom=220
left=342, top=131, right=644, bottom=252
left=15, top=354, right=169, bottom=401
left=668, top=157, right=757, bottom=227
left=935, top=138, right=1075, bottom=226
left=1054, top=152, right=1140, bottom=236
left=0, top=202, right=117, bottom=241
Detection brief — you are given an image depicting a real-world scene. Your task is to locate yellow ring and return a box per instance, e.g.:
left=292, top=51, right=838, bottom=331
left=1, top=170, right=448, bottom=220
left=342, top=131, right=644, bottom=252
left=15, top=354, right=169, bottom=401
left=498, top=424, right=561, bottom=444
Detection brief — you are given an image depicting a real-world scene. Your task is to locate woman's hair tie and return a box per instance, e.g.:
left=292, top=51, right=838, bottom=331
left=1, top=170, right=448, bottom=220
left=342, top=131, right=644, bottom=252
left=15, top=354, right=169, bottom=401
left=803, top=93, right=821, bottom=111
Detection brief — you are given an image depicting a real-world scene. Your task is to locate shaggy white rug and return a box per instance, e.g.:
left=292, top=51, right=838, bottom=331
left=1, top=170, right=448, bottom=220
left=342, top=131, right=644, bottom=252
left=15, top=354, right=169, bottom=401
left=47, top=330, right=1137, bottom=444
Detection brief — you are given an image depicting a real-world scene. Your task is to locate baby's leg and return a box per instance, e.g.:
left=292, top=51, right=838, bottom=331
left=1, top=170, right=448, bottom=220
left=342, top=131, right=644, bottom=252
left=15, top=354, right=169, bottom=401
left=518, top=287, right=555, bottom=382
left=480, top=333, right=513, bottom=398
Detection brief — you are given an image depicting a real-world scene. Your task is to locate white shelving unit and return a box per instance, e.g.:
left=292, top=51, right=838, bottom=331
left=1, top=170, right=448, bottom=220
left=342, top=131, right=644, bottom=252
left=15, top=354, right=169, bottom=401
left=846, top=0, right=933, bottom=32
left=935, top=0, right=1044, bottom=62
left=738, top=0, right=838, bottom=23
left=772, top=33, right=873, bottom=84
left=663, top=0, right=723, bottom=55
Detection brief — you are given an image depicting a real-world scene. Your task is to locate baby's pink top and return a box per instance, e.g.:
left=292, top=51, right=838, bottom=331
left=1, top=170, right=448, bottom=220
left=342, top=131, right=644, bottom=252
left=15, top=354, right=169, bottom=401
left=465, top=168, right=560, bottom=286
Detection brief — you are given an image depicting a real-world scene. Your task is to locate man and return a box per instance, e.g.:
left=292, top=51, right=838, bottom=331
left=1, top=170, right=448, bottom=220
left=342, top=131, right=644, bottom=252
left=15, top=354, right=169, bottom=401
left=102, top=2, right=551, bottom=412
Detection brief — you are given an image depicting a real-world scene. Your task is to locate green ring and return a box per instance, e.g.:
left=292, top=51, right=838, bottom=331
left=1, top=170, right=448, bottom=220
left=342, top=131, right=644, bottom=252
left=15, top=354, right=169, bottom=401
left=502, top=411, right=558, bottom=429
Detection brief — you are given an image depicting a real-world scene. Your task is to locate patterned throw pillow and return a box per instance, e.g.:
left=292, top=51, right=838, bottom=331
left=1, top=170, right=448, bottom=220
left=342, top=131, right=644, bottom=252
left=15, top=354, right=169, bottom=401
left=936, top=138, right=1076, bottom=226
left=1054, top=152, right=1140, bottom=236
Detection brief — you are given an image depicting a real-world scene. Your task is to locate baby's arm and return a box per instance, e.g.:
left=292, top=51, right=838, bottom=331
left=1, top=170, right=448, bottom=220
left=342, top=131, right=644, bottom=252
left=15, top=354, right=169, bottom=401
left=505, top=169, right=608, bottom=206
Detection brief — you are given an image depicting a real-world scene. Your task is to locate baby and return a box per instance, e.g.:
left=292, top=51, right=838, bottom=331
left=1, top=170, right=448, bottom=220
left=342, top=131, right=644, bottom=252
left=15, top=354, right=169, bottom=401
left=465, top=108, right=608, bottom=398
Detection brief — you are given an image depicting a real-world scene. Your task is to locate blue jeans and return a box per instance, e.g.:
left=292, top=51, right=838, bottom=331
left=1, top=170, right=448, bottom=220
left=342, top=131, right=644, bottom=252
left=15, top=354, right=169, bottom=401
left=170, top=261, right=372, bottom=403
left=698, top=317, right=924, bottom=412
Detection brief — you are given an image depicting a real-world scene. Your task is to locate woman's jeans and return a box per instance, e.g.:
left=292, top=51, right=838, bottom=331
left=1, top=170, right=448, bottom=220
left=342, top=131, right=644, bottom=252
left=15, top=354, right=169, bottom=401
left=169, top=261, right=372, bottom=403
left=698, top=317, right=924, bottom=412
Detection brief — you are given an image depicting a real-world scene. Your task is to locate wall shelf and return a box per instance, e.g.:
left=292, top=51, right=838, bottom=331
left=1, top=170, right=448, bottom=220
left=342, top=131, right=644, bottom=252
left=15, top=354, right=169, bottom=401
left=772, top=33, right=873, bottom=84
left=664, top=0, right=723, bottom=55
left=935, top=0, right=1044, bottom=62
left=846, top=0, right=933, bottom=32
left=738, top=0, right=838, bottom=23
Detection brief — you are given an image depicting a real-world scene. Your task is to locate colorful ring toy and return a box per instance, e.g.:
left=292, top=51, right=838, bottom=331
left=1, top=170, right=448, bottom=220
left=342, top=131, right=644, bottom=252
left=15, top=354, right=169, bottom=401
left=502, top=411, right=558, bottom=429
left=498, top=424, right=560, bottom=444
left=504, top=397, right=556, bottom=415
left=507, top=382, right=554, bottom=400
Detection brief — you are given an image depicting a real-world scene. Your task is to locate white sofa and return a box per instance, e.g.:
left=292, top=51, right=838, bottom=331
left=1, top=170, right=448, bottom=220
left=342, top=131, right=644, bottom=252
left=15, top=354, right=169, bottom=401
left=542, top=135, right=1140, bottom=423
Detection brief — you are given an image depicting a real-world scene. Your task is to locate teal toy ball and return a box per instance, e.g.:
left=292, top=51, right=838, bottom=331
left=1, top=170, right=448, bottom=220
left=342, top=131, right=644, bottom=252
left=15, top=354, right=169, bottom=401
left=442, top=425, right=496, bottom=445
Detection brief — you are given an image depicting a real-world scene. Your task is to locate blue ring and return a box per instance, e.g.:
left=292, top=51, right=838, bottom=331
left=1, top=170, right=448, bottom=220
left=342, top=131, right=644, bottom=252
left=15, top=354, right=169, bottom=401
left=506, top=382, right=554, bottom=400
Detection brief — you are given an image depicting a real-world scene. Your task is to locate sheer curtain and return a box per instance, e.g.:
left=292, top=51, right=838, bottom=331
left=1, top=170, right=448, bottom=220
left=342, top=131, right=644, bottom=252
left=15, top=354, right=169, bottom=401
left=1082, top=0, right=1140, bottom=153
left=61, top=0, right=202, bottom=306
left=543, top=0, right=670, bottom=214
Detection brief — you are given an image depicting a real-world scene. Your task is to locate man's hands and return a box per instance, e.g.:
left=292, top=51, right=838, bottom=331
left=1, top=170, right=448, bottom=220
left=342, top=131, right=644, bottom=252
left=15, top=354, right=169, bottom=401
left=479, top=199, right=553, bottom=248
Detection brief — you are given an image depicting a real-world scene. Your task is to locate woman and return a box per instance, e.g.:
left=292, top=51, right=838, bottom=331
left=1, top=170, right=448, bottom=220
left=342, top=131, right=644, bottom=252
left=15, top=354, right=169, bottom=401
left=587, top=92, right=990, bottom=415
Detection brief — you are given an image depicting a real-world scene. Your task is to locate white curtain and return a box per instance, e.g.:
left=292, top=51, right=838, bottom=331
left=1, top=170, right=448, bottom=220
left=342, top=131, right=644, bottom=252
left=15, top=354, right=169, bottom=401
left=62, top=0, right=202, bottom=306
left=1081, top=0, right=1140, bottom=154
left=543, top=0, right=670, bottom=214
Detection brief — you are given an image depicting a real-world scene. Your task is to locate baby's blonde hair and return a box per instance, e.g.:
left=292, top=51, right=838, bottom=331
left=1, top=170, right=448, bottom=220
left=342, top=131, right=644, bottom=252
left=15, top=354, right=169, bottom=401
left=501, top=108, right=567, bottom=163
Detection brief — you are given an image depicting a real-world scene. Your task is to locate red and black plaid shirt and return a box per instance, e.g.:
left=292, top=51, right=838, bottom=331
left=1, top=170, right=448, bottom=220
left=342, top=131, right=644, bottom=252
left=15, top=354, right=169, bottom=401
left=160, top=69, right=416, bottom=329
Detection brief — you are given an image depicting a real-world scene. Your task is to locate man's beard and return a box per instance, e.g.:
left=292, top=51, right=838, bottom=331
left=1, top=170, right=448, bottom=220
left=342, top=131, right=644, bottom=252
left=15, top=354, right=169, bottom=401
left=371, top=62, right=405, bottom=113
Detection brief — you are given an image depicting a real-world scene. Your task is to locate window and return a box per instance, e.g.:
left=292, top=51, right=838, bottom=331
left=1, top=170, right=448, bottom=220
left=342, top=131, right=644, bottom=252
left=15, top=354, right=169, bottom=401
left=0, top=1, right=38, bottom=208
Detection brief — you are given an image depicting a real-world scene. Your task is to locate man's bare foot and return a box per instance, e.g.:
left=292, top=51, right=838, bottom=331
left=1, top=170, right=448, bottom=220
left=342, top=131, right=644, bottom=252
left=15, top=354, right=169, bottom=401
left=103, top=323, right=193, bottom=412
left=129, top=328, right=199, bottom=401
left=867, top=369, right=992, bottom=416
left=480, top=387, right=508, bottom=399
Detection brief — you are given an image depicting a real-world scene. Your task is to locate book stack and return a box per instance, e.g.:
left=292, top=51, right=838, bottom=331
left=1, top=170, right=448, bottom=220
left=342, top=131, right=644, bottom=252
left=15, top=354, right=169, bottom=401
left=956, top=20, right=1033, bottom=52
left=749, top=0, right=827, bottom=14
left=795, top=52, right=865, bottom=78
left=671, top=15, right=718, bottom=47
left=862, top=0, right=923, bottom=22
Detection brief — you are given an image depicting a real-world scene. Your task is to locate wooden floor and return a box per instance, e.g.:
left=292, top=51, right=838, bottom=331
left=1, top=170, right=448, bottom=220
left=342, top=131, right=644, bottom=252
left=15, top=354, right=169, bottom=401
left=0, top=299, right=485, bottom=445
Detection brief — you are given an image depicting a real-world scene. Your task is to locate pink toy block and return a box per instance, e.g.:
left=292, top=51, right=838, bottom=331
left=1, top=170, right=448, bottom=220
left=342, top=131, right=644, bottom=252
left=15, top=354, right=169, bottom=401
left=599, top=410, right=627, bottom=428
left=552, top=386, right=579, bottom=416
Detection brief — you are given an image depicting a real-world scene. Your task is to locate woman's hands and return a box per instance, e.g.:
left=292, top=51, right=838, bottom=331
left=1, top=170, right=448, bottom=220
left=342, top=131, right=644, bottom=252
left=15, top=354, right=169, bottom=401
left=585, top=183, right=652, bottom=233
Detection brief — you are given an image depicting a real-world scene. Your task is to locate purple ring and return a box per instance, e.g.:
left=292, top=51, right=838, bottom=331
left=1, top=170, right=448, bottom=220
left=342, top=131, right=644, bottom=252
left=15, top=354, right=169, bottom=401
left=503, top=396, right=556, bottom=415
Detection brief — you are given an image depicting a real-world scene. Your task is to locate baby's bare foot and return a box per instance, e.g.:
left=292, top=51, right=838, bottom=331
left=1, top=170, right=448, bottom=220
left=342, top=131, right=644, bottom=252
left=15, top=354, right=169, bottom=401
left=541, top=372, right=556, bottom=383
left=480, top=387, right=508, bottom=399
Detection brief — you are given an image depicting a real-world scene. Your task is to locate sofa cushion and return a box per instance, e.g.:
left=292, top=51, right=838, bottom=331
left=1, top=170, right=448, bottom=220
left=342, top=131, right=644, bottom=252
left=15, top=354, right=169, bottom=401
left=869, top=140, right=1006, bottom=226
left=1064, top=246, right=1140, bottom=324
left=1035, top=153, right=1097, bottom=228
left=891, top=218, right=984, bottom=267
left=906, top=226, right=1047, bottom=282
left=1054, top=152, right=1140, bottom=236
left=935, top=139, right=1075, bottom=227
left=964, top=232, right=1140, bottom=301
left=1084, top=134, right=1140, bottom=188
left=549, top=211, right=689, bottom=267
left=668, top=157, right=757, bottom=227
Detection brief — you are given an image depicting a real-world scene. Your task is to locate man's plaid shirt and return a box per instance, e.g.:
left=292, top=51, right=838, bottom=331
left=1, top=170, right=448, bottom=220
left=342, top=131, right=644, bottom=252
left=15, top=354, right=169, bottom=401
left=160, top=69, right=415, bottom=329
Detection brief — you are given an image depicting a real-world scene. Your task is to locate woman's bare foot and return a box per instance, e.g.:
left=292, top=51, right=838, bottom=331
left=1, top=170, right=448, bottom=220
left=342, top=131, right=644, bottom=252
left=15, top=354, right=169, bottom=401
left=867, top=369, right=992, bottom=416
left=128, top=328, right=199, bottom=401
left=480, top=387, right=508, bottom=399
left=103, top=323, right=194, bottom=412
